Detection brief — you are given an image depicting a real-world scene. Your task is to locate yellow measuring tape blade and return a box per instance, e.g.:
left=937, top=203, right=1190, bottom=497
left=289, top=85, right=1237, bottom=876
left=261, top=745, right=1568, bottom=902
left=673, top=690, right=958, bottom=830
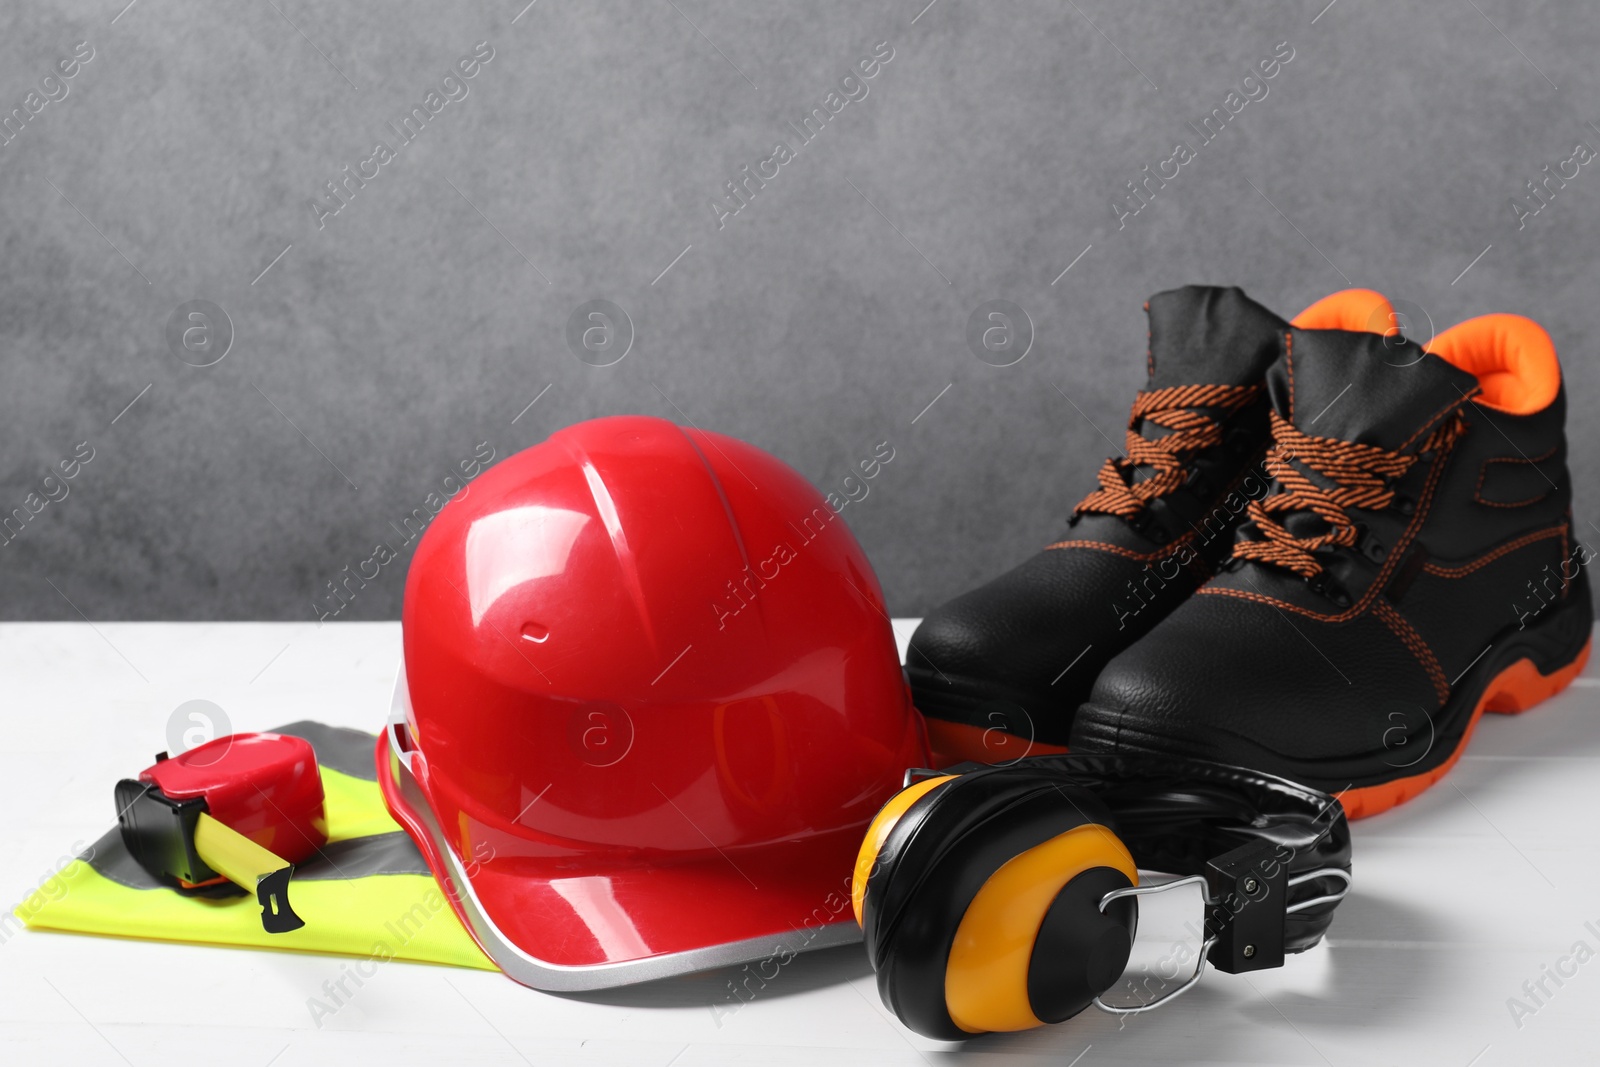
left=193, top=812, right=290, bottom=890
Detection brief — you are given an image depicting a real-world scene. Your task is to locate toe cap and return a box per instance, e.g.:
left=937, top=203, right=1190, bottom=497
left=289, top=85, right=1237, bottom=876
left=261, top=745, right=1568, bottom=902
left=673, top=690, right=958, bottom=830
left=1071, top=591, right=1441, bottom=784
left=907, top=548, right=1121, bottom=696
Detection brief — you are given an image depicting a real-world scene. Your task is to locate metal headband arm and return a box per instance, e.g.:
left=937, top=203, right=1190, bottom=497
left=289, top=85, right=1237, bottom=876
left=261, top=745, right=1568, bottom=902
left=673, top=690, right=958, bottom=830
left=1091, top=839, right=1351, bottom=1016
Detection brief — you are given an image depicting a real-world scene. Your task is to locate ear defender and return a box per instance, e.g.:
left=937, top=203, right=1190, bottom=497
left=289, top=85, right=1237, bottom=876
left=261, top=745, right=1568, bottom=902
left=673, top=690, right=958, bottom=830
left=853, top=769, right=1141, bottom=1039
left=855, top=755, right=1355, bottom=1041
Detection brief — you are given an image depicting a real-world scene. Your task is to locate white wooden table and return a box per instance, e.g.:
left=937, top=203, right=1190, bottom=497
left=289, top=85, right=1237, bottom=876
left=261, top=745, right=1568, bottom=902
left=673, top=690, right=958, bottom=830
left=4, top=621, right=1597, bottom=1066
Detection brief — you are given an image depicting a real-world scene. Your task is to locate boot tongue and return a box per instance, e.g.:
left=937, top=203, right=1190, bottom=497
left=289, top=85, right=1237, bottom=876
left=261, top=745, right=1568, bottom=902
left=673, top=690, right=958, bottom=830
left=1268, top=327, right=1481, bottom=451
left=1145, top=285, right=1286, bottom=390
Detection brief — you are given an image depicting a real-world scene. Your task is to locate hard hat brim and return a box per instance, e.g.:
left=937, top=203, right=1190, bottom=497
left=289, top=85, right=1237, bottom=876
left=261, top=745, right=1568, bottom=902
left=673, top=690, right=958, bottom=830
left=377, top=677, right=865, bottom=991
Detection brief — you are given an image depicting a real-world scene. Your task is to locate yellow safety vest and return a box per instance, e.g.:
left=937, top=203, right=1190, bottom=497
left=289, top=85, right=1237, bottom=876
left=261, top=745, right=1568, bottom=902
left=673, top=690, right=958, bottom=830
left=13, top=721, right=493, bottom=972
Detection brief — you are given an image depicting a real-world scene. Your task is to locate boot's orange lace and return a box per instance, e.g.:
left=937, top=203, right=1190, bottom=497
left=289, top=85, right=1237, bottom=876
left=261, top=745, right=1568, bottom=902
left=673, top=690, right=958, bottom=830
left=1075, top=383, right=1261, bottom=519
left=1232, top=411, right=1464, bottom=578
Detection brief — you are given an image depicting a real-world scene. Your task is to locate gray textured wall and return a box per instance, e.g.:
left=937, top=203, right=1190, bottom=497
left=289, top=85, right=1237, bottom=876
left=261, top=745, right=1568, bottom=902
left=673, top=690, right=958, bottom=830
left=3, top=0, right=1596, bottom=621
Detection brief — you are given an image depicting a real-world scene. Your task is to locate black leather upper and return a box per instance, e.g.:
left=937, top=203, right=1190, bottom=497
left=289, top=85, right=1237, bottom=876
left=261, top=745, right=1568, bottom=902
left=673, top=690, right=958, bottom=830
left=908, top=287, right=1286, bottom=743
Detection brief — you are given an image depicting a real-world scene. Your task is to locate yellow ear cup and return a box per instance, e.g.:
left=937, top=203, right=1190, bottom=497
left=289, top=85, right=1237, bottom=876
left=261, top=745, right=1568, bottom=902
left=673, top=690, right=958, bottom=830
left=852, top=775, right=956, bottom=924
left=944, top=823, right=1137, bottom=1034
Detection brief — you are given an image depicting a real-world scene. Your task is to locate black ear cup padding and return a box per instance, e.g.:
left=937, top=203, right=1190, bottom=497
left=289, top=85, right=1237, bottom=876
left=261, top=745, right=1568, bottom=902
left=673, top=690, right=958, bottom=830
left=1027, top=866, right=1136, bottom=1024
left=863, top=770, right=1116, bottom=1041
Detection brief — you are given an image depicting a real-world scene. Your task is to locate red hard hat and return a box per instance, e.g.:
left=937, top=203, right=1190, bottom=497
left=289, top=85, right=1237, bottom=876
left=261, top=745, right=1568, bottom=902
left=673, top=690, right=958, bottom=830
left=378, top=415, right=929, bottom=989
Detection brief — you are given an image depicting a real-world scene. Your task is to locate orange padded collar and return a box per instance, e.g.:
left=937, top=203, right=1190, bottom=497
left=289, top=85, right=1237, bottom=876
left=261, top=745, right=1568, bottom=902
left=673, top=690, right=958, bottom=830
left=1291, top=289, right=1398, bottom=335
left=1425, top=314, right=1560, bottom=415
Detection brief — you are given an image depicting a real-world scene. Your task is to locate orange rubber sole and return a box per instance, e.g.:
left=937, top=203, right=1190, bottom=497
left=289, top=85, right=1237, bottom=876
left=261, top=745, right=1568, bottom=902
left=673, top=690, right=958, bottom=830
left=925, top=718, right=1069, bottom=768
left=1336, top=635, right=1592, bottom=819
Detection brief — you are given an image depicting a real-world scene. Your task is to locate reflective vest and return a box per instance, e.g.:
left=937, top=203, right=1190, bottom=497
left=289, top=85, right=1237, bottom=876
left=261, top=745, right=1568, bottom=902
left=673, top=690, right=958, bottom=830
left=13, top=721, right=493, bottom=972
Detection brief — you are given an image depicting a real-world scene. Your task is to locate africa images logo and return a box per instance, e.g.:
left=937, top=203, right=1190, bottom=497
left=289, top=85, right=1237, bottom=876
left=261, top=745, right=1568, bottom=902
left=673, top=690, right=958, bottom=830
left=708, top=41, right=895, bottom=230
left=306, top=41, right=496, bottom=230
left=1112, top=40, right=1295, bottom=230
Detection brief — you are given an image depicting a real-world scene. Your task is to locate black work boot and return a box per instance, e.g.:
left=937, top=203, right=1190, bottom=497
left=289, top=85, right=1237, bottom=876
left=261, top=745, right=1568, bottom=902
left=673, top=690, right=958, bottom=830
left=1071, top=313, right=1592, bottom=817
left=908, top=285, right=1298, bottom=764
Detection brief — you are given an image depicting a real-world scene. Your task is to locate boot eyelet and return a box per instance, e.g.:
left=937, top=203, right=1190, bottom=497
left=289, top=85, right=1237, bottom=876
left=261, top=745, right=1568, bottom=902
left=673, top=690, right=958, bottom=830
left=1393, top=495, right=1415, bottom=517
left=1354, top=523, right=1387, bottom=562
left=1307, top=571, right=1349, bottom=607
left=1128, top=513, right=1168, bottom=544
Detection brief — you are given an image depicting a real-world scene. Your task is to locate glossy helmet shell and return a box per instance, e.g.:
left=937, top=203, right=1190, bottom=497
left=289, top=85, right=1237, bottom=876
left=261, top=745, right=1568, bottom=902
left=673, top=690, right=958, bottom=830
left=379, top=415, right=929, bottom=988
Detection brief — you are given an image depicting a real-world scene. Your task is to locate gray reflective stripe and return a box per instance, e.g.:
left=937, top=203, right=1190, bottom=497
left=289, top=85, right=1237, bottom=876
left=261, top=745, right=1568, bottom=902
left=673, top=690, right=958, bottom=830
left=85, top=827, right=431, bottom=891
left=83, top=825, right=164, bottom=890
left=295, top=831, right=432, bottom=880
left=271, top=721, right=380, bottom=781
